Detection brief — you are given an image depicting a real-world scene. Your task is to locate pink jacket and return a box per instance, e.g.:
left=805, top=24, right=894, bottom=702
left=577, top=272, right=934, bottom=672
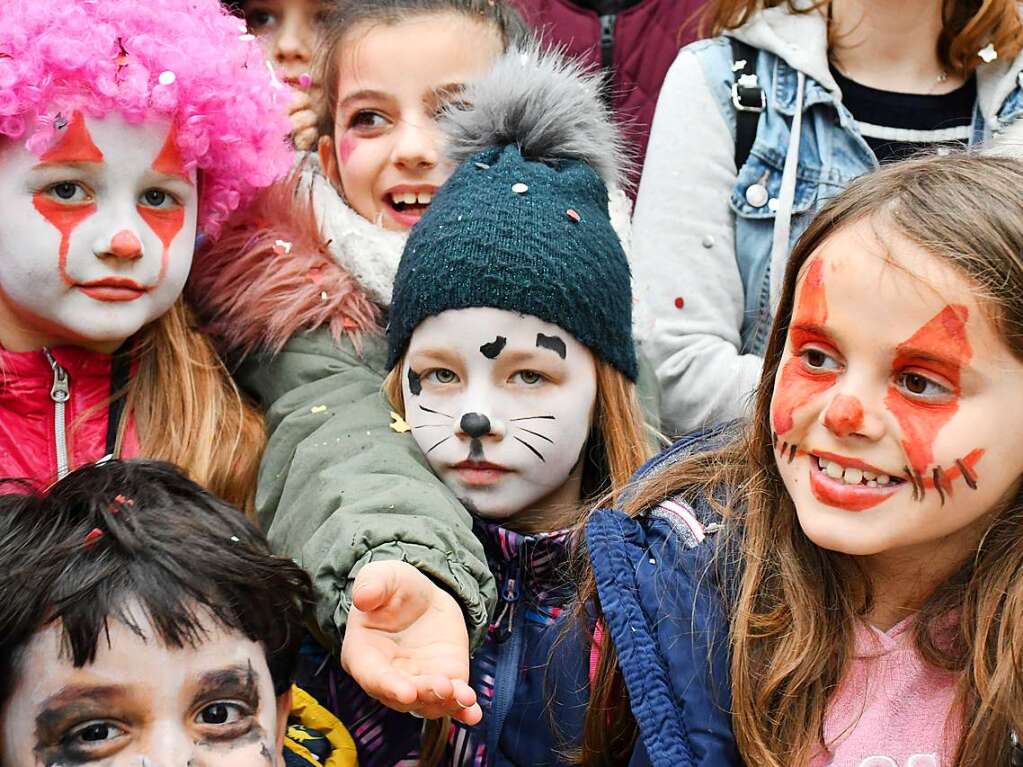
left=0, top=346, right=139, bottom=488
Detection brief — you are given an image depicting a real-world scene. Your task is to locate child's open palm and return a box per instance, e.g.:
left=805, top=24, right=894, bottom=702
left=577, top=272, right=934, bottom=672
left=340, top=560, right=483, bottom=725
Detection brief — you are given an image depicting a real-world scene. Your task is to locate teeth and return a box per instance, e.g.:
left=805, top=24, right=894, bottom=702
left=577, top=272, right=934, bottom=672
left=416, top=191, right=432, bottom=204
left=817, top=457, right=891, bottom=487
left=391, top=191, right=433, bottom=205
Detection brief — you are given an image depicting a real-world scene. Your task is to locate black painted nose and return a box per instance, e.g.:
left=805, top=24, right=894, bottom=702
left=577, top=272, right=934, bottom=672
left=460, top=412, right=492, bottom=439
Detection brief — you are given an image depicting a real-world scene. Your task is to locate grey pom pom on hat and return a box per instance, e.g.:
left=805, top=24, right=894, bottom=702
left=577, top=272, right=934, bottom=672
left=387, top=45, right=637, bottom=381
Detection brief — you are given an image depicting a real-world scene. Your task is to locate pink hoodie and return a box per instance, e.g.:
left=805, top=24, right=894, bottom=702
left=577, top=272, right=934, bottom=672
left=811, top=616, right=961, bottom=767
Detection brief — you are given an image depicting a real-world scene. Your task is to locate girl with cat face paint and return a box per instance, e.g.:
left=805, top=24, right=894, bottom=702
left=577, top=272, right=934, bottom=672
left=324, top=46, right=651, bottom=765
left=0, top=0, right=292, bottom=509
left=0, top=459, right=356, bottom=767
left=577, top=155, right=1023, bottom=767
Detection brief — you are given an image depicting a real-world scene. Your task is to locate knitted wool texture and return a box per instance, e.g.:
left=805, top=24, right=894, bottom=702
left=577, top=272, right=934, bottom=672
left=387, top=143, right=637, bottom=380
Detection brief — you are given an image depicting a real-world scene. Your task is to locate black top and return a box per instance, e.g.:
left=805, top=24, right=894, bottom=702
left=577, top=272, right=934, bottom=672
left=830, top=65, right=977, bottom=164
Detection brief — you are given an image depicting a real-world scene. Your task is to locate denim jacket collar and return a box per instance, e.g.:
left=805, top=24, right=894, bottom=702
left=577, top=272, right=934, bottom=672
left=728, top=0, right=1023, bottom=129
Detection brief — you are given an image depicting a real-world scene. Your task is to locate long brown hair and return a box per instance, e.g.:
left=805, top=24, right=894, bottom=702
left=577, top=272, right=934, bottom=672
left=703, top=0, right=1023, bottom=77
left=582, top=154, right=1023, bottom=766
left=386, top=351, right=651, bottom=766
left=123, top=299, right=264, bottom=513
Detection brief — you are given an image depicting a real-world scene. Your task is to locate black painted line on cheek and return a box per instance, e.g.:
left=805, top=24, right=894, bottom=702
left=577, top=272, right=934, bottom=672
left=419, top=404, right=452, bottom=419
left=407, top=368, right=423, bottom=396
left=514, top=436, right=545, bottom=462
left=479, top=336, right=507, bottom=359
left=536, top=333, right=567, bottom=359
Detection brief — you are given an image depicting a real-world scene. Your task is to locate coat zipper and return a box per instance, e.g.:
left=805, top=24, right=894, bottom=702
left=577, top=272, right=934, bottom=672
left=44, top=349, right=71, bottom=480
left=599, top=13, right=616, bottom=109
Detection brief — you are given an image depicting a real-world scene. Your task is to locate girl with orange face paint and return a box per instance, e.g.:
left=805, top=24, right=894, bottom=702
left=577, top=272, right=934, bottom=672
left=0, top=0, right=292, bottom=509
left=570, top=155, right=1023, bottom=767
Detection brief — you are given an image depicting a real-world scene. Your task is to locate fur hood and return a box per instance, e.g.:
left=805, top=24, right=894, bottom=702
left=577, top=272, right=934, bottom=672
left=187, top=156, right=402, bottom=358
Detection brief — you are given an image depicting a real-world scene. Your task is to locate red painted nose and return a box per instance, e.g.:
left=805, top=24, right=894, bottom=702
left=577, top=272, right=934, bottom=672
left=824, top=394, right=864, bottom=437
left=108, top=229, right=142, bottom=259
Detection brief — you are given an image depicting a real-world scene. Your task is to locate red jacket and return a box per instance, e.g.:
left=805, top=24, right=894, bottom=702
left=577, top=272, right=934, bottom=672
left=0, top=346, right=139, bottom=488
left=510, top=0, right=706, bottom=191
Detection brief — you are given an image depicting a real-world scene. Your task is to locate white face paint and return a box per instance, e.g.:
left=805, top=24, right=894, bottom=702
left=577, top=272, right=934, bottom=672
left=0, top=111, right=198, bottom=353
left=1, top=605, right=286, bottom=766
left=403, top=307, right=598, bottom=529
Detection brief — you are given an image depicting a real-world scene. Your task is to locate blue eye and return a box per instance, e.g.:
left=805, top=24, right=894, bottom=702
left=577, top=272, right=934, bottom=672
left=139, top=189, right=179, bottom=209
left=46, top=181, right=90, bottom=203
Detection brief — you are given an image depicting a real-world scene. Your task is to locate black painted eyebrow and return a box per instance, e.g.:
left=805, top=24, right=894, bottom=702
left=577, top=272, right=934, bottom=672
left=191, top=663, right=260, bottom=708
left=536, top=333, right=567, bottom=359
left=35, top=685, right=130, bottom=741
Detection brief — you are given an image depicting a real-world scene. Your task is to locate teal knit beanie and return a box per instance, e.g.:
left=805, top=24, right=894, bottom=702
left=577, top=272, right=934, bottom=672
left=387, top=47, right=637, bottom=381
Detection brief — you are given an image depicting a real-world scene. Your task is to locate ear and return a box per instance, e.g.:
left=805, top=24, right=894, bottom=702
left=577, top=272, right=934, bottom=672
left=318, top=134, right=341, bottom=189
left=274, top=686, right=293, bottom=762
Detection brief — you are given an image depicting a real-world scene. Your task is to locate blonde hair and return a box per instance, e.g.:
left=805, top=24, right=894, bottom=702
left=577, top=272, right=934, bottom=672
left=124, top=299, right=264, bottom=513
left=582, top=154, right=1023, bottom=766
left=386, top=350, right=651, bottom=766
left=703, top=0, right=1023, bottom=77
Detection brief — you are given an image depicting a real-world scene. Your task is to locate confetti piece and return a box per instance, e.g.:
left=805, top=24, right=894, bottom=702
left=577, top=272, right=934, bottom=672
left=84, top=528, right=104, bottom=548
left=54, top=113, right=68, bottom=130
left=158, top=71, right=176, bottom=86
left=310, top=405, right=328, bottom=414
left=474, top=161, right=490, bottom=170
left=320, top=290, right=329, bottom=302
left=566, top=208, right=581, bottom=222
left=272, top=239, right=292, bottom=255
left=390, top=412, right=412, bottom=433
left=240, top=33, right=256, bottom=41
left=512, top=182, right=529, bottom=194
left=978, top=43, right=998, bottom=62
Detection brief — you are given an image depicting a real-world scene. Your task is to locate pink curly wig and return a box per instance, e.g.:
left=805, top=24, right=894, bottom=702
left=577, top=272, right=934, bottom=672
left=0, top=0, right=295, bottom=237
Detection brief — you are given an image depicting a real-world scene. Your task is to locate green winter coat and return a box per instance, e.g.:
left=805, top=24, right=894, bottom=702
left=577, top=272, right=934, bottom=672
left=189, top=164, right=496, bottom=649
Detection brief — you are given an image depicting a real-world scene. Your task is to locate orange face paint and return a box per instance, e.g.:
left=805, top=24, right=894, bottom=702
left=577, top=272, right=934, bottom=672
left=884, top=304, right=971, bottom=476
left=771, top=256, right=834, bottom=435
left=152, top=126, right=189, bottom=183
left=32, top=195, right=97, bottom=285
left=39, top=112, right=104, bottom=165
left=823, top=394, right=864, bottom=438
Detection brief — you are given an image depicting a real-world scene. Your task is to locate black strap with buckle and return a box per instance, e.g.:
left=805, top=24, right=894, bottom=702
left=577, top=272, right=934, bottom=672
left=729, top=37, right=765, bottom=172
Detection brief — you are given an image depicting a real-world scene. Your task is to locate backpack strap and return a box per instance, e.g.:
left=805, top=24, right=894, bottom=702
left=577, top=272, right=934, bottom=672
left=729, top=37, right=764, bottom=172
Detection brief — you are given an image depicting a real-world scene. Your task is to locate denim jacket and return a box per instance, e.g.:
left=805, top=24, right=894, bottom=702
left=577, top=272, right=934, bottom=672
left=631, top=1, right=1023, bottom=437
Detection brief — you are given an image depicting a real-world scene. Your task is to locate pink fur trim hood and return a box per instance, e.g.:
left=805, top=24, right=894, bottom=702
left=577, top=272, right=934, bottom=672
left=188, top=160, right=397, bottom=358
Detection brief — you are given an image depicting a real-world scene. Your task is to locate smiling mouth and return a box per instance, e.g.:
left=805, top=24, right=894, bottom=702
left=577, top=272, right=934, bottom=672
left=384, top=189, right=435, bottom=225
left=808, top=452, right=905, bottom=511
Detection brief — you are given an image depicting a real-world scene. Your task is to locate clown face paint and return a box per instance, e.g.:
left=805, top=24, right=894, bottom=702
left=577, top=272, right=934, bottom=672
left=402, top=308, right=597, bottom=529
left=0, top=112, right=198, bottom=353
left=1, top=607, right=286, bottom=766
left=319, top=13, right=503, bottom=231
left=772, top=216, right=1023, bottom=562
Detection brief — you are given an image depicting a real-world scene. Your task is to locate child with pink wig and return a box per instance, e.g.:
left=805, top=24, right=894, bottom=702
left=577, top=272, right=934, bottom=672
left=0, top=0, right=294, bottom=511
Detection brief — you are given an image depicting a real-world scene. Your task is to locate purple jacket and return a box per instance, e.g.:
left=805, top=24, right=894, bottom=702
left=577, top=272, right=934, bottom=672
left=510, top=0, right=707, bottom=190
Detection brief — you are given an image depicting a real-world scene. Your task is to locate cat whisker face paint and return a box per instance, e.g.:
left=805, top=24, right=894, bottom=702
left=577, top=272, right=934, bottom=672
left=771, top=217, right=1023, bottom=559
left=0, top=111, right=198, bottom=353
left=402, top=307, right=597, bottom=526
left=4, top=605, right=283, bottom=767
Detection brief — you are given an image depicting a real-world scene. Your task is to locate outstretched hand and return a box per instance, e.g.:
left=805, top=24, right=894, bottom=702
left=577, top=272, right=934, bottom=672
left=340, top=560, right=482, bottom=725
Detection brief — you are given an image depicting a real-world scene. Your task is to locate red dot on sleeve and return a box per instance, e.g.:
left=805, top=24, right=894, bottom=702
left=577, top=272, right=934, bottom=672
left=674, top=297, right=685, bottom=309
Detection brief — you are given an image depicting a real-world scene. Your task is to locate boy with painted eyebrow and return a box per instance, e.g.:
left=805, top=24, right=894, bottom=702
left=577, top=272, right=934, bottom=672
left=0, top=459, right=356, bottom=767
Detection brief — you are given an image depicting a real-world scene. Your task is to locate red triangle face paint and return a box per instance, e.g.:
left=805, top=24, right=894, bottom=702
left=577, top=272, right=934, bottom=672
left=772, top=256, right=836, bottom=436
left=39, top=112, right=103, bottom=165
left=884, top=304, right=971, bottom=477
